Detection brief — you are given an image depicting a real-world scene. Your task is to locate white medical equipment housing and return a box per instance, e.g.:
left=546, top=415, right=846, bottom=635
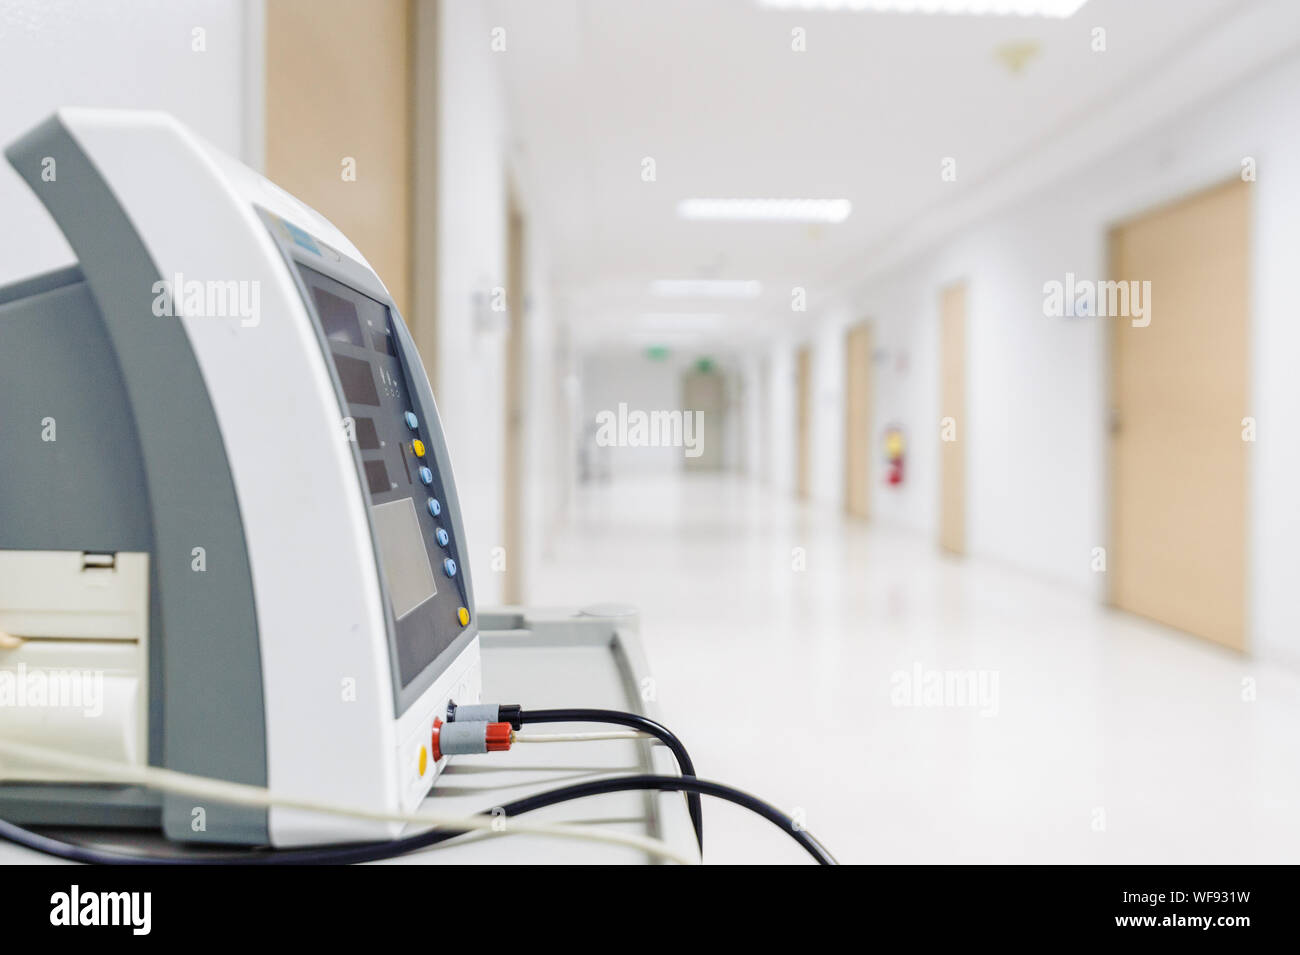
left=0, top=110, right=482, bottom=845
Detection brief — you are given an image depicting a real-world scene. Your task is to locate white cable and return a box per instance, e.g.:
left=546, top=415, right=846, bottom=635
left=512, top=731, right=652, bottom=743
left=0, top=738, right=695, bottom=866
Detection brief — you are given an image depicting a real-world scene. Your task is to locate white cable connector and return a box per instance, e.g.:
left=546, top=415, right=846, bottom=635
left=0, top=738, right=694, bottom=865
left=512, top=731, right=652, bottom=744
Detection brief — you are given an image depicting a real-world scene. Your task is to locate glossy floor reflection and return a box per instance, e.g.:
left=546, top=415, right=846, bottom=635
left=528, top=473, right=1300, bottom=864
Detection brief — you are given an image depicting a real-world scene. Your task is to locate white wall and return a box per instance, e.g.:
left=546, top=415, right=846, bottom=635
left=738, top=353, right=764, bottom=479
left=579, top=350, right=690, bottom=479
left=519, top=227, right=568, bottom=593
left=808, top=313, right=847, bottom=508
left=797, top=49, right=1300, bottom=662
left=1239, top=59, right=1300, bottom=669
left=577, top=347, right=753, bottom=479
left=434, top=0, right=511, bottom=605
left=0, top=0, right=254, bottom=285
left=858, top=269, right=941, bottom=536
left=764, top=345, right=796, bottom=494
left=434, top=2, right=578, bottom=607
left=763, top=317, right=850, bottom=505
left=841, top=197, right=1108, bottom=595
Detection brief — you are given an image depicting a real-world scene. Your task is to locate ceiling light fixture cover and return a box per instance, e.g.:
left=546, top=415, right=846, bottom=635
left=640, top=313, right=727, bottom=325
left=677, top=198, right=852, bottom=223
left=757, top=0, right=1089, bottom=17
left=650, top=280, right=763, bottom=299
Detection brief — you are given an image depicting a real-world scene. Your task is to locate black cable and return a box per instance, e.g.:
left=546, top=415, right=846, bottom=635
left=492, top=774, right=836, bottom=865
left=0, top=773, right=835, bottom=865
left=517, top=707, right=704, bottom=851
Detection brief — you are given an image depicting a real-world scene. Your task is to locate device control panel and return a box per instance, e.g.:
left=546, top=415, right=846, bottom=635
left=291, top=262, right=471, bottom=693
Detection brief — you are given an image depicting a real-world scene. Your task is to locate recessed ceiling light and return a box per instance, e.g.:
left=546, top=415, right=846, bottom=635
left=677, top=198, right=852, bottom=223
left=641, top=313, right=727, bottom=325
left=639, top=314, right=727, bottom=334
left=650, top=280, right=763, bottom=299
left=630, top=329, right=709, bottom=346
left=756, top=0, right=1089, bottom=17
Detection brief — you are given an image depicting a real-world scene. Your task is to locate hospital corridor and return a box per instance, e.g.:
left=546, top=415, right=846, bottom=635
left=2, top=0, right=1300, bottom=919
left=537, top=473, right=1300, bottom=865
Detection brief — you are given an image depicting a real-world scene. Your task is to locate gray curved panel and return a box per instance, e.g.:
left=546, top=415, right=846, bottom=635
left=4, top=115, right=268, bottom=844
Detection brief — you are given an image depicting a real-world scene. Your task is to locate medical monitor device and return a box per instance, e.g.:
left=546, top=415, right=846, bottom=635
left=0, top=109, right=481, bottom=846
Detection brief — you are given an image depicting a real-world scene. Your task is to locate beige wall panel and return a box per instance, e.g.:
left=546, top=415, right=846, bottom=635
left=265, top=0, right=413, bottom=317
left=844, top=322, right=873, bottom=519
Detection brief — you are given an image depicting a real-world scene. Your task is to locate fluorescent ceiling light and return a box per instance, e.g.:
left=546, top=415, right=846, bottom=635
left=677, top=198, right=852, bottom=223
left=641, top=312, right=726, bottom=324
left=756, top=0, right=1089, bottom=17
left=640, top=313, right=726, bottom=332
left=629, top=329, right=708, bottom=346
left=650, top=280, right=762, bottom=299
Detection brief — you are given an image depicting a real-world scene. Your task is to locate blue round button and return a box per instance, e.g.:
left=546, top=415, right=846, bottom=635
left=404, top=411, right=419, bottom=430
left=426, top=498, right=441, bottom=517
left=418, top=466, right=433, bottom=486
left=443, top=557, right=457, bottom=578
left=435, top=527, right=449, bottom=547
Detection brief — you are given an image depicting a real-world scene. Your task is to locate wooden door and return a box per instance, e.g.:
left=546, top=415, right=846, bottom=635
left=1109, top=180, right=1249, bottom=650
left=844, top=323, right=873, bottom=519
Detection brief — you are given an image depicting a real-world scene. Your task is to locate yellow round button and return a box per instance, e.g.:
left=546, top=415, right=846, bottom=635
left=457, top=607, right=470, bottom=627
left=418, top=745, right=428, bottom=777
left=412, top=439, right=426, bottom=458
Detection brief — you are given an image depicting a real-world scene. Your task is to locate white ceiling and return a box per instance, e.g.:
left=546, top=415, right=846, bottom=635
left=489, top=0, right=1277, bottom=349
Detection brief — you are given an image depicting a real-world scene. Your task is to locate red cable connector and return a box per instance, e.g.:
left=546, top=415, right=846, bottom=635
left=430, top=717, right=514, bottom=762
left=485, top=721, right=512, bottom=752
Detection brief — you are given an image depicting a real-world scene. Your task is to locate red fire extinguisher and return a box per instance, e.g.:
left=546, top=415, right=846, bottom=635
left=884, top=426, right=905, bottom=486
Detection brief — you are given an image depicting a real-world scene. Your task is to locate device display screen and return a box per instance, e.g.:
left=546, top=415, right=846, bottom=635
left=370, top=498, right=437, bottom=618
left=353, top=417, right=381, bottom=450
left=364, top=460, right=392, bottom=496
left=332, top=352, right=381, bottom=406
left=313, top=286, right=366, bottom=347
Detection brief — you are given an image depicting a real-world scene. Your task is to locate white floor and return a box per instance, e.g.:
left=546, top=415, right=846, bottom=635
left=529, top=473, right=1300, bottom=865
